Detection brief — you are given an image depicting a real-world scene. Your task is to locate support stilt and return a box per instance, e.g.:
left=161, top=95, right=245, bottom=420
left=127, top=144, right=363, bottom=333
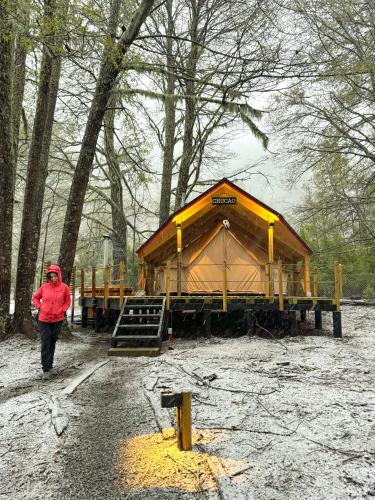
left=300, top=310, right=306, bottom=322
left=204, top=310, right=211, bottom=338
left=288, top=310, right=298, bottom=336
left=81, top=306, right=88, bottom=328
left=333, top=311, right=342, bottom=338
left=314, top=310, right=322, bottom=329
left=95, top=307, right=103, bottom=332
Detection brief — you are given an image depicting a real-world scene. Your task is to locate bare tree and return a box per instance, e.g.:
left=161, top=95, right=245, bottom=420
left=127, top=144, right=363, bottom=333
left=104, top=90, right=127, bottom=277
left=270, top=0, right=375, bottom=246
left=58, top=0, right=157, bottom=284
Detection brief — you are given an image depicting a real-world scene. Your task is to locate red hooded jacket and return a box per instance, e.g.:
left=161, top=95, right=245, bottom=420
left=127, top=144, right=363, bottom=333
left=32, top=264, right=71, bottom=323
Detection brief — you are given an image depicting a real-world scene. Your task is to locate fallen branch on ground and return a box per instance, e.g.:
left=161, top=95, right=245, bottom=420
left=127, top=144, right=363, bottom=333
left=62, top=360, right=110, bottom=395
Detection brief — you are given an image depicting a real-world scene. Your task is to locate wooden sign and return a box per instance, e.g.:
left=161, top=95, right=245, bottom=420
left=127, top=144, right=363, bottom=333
left=212, top=197, right=236, bottom=205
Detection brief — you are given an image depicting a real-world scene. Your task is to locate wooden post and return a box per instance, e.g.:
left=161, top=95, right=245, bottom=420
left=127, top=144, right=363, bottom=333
left=304, top=255, right=311, bottom=296
left=291, top=265, right=298, bottom=296
left=80, top=269, right=85, bottom=306
left=222, top=265, right=228, bottom=312
left=334, top=262, right=341, bottom=311
left=339, top=263, right=343, bottom=300
left=92, top=267, right=96, bottom=300
left=104, top=266, right=110, bottom=311
left=176, top=223, right=182, bottom=296
left=315, top=310, right=322, bottom=329
left=268, top=222, right=274, bottom=297
left=278, top=260, right=284, bottom=311
left=288, top=310, right=298, bottom=336
left=149, top=264, right=155, bottom=295
left=269, top=263, right=274, bottom=297
left=333, top=311, right=342, bottom=338
left=176, top=392, right=192, bottom=451
left=204, top=310, right=211, bottom=338
left=139, top=256, right=145, bottom=291
left=268, top=222, right=274, bottom=263
left=70, top=266, right=76, bottom=323
left=265, top=263, right=270, bottom=296
left=165, top=261, right=171, bottom=310
left=119, top=261, right=125, bottom=307
left=313, top=265, right=318, bottom=297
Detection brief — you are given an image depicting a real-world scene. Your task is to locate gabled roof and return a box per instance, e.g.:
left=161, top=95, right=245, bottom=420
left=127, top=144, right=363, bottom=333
left=137, top=178, right=312, bottom=258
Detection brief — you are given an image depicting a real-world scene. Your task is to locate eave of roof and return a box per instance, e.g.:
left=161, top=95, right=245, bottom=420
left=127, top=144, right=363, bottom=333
left=137, top=178, right=312, bottom=256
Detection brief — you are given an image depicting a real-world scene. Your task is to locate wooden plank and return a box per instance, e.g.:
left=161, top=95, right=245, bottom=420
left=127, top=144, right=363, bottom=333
left=62, top=361, right=110, bottom=395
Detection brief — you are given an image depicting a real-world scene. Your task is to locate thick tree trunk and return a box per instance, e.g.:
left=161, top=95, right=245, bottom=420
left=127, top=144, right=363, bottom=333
left=0, top=0, right=15, bottom=337
left=58, top=0, right=156, bottom=285
left=14, top=0, right=68, bottom=337
left=158, top=0, right=176, bottom=226
left=174, top=0, right=199, bottom=210
left=104, top=92, right=127, bottom=281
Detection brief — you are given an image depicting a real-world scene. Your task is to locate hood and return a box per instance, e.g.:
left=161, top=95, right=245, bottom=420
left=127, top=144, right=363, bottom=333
left=47, top=264, right=62, bottom=284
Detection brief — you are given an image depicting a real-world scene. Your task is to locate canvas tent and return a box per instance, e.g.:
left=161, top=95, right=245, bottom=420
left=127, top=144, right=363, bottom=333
left=155, top=224, right=289, bottom=294
left=137, top=179, right=312, bottom=295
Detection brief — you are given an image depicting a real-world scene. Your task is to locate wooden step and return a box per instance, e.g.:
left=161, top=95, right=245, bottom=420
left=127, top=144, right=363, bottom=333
left=108, top=347, right=160, bottom=357
left=114, top=334, right=160, bottom=340
left=122, top=313, right=161, bottom=318
left=118, top=324, right=159, bottom=329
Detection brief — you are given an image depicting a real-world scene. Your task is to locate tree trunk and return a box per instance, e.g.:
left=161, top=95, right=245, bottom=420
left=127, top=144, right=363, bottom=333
left=12, top=3, right=29, bottom=182
left=104, top=91, right=127, bottom=281
left=14, top=0, right=68, bottom=337
left=158, top=0, right=176, bottom=226
left=174, top=0, right=199, bottom=210
left=0, top=0, right=15, bottom=337
left=58, top=0, right=156, bottom=285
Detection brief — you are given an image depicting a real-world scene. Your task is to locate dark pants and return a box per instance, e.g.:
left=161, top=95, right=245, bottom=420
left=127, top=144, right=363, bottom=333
left=39, top=320, right=63, bottom=372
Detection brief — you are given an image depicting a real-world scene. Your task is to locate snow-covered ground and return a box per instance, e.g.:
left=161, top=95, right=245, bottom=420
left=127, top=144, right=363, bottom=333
left=0, top=305, right=374, bottom=499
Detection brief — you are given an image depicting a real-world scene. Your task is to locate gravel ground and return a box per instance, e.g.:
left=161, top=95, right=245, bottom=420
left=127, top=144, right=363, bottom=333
left=0, top=305, right=374, bottom=499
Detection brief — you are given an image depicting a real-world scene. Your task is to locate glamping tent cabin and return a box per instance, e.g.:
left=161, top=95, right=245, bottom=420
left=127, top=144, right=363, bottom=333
left=80, top=178, right=343, bottom=347
left=137, top=178, right=313, bottom=297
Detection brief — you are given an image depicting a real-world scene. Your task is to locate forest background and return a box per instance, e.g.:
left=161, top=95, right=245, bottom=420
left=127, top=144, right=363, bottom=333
left=0, top=0, right=374, bottom=337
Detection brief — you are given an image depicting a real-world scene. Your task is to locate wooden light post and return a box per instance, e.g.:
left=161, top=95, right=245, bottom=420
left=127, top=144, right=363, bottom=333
left=161, top=391, right=192, bottom=451
left=268, top=222, right=274, bottom=296
left=176, top=223, right=182, bottom=296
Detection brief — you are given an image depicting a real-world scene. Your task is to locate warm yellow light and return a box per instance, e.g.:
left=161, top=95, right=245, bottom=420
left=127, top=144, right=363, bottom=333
left=172, top=183, right=279, bottom=226
left=115, top=428, right=248, bottom=493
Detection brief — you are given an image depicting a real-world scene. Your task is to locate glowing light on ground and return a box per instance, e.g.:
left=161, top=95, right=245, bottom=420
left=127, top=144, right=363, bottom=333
left=115, top=428, right=248, bottom=493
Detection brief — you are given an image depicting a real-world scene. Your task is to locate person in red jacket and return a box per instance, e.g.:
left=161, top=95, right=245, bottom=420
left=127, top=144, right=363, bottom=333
left=32, top=264, right=71, bottom=380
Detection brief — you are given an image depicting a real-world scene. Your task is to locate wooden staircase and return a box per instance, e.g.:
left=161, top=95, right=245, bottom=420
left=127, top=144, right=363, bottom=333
left=108, top=297, right=166, bottom=357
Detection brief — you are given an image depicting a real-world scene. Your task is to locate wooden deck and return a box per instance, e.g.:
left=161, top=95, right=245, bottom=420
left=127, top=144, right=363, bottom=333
left=79, top=293, right=342, bottom=338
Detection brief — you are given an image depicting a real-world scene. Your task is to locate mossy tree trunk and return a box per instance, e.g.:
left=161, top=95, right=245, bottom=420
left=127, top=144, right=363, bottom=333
left=14, top=0, right=69, bottom=338
left=0, top=0, right=15, bottom=337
